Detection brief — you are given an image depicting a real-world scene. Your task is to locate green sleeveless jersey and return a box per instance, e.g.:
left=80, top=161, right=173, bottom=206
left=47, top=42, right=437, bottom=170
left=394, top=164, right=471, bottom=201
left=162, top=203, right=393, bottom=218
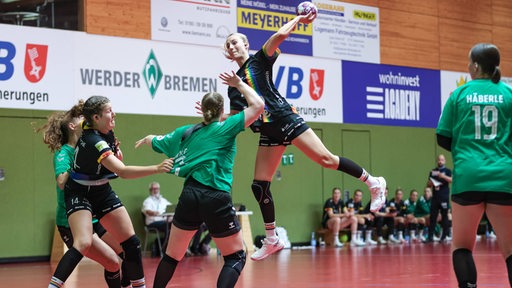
left=437, top=79, right=512, bottom=195
left=54, top=144, right=74, bottom=227
left=152, top=112, right=245, bottom=192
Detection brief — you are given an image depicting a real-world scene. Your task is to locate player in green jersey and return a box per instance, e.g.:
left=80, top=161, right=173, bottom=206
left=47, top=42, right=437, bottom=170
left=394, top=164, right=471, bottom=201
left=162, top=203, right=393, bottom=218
left=135, top=71, right=264, bottom=288
left=436, top=43, right=512, bottom=287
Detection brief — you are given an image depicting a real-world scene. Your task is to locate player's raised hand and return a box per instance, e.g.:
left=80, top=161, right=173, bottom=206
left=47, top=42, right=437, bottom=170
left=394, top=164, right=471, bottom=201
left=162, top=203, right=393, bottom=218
left=195, top=100, right=203, bottom=115
left=219, top=71, right=242, bottom=88
left=135, top=135, right=155, bottom=148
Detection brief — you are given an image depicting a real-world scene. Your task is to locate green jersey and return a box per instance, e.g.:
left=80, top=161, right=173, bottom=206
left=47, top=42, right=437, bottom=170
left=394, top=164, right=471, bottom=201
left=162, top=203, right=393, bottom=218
left=414, top=196, right=430, bottom=217
left=404, top=199, right=417, bottom=215
left=54, top=144, right=74, bottom=227
left=152, top=112, right=245, bottom=192
left=437, top=79, right=512, bottom=195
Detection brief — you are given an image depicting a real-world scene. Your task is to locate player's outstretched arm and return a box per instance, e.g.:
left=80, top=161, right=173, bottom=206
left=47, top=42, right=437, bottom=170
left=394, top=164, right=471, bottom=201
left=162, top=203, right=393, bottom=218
left=101, top=154, right=173, bottom=179
left=135, top=135, right=156, bottom=149
left=219, top=71, right=264, bottom=127
left=263, top=11, right=316, bottom=57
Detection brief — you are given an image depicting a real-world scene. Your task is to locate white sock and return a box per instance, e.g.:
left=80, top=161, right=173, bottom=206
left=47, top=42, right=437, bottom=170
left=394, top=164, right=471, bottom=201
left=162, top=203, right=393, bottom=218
left=264, top=222, right=277, bottom=239
left=49, top=277, right=64, bottom=288
left=363, top=173, right=379, bottom=188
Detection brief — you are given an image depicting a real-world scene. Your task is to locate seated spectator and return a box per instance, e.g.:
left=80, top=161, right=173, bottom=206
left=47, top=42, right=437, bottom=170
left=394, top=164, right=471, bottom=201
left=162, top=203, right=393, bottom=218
left=404, top=189, right=420, bottom=242
left=322, top=187, right=365, bottom=247
left=142, top=181, right=172, bottom=256
left=369, top=188, right=395, bottom=244
left=347, top=189, right=376, bottom=245
left=388, top=188, right=407, bottom=244
left=414, top=187, right=432, bottom=241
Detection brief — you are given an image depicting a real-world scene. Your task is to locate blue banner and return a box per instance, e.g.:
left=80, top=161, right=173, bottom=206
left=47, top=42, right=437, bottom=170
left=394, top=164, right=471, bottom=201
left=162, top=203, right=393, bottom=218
left=342, top=61, right=441, bottom=128
left=237, top=0, right=313, bottom=56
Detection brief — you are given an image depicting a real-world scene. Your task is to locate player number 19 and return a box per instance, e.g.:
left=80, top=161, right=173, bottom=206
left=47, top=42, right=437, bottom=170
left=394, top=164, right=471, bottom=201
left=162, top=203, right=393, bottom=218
left=472, top=105, right=498, bottom=140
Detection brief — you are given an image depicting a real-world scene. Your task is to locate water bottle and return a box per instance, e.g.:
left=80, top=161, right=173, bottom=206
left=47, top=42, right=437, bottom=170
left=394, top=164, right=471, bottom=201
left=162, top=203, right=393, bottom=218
left=310, top=232, right=317, bottom=247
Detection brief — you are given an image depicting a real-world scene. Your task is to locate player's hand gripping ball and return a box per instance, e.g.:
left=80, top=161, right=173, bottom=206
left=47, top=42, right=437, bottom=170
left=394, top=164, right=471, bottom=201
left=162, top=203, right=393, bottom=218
left=296, top=1, right=318, bottom=16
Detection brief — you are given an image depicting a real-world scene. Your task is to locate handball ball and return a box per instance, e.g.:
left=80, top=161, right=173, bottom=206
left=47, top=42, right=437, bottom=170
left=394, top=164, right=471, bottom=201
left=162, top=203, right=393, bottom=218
left=296, top=1, right=317, bottom=16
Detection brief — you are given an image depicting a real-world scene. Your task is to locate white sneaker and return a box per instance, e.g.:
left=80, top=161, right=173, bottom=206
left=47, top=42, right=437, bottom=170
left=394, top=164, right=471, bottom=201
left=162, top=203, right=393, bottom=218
left=350, top=238, right=366, bottom=247
left=389, top=234, right=401, bottom=244
left=378, top=236, right=387, bottom=244
left=250, top=237, right=285, bottom=261
left=488, top=232, right=497, bottom=239
left=334, top=241, right=344, bottom=248
left=433, top=235, right=441, bottom=242
left=366, top=238, right=378, bottom=245
left=370, top=177, right=387, bottom=212
left=476, top=234, right=482, bottom=241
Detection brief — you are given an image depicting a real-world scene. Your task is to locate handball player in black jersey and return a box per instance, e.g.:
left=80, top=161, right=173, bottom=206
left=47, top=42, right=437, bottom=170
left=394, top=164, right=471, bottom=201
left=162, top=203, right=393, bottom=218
left=222, top=12, right=387, bottom=261
left=48, top=96, right=172, bottom=288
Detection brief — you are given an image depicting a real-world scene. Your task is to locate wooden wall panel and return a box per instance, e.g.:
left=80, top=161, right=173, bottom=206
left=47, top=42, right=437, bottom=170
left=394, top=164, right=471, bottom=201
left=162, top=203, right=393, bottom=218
left=85, top=0, right=150, bottom=39
left=439, top=18, right=492, bottom=72
left=378, top=0, right=438, bottom=16
left=492, top=0, right=512, bottom=27
left=438, top=0, right=492, bottom=25
left=379, top=8, right=439, bottom=69
left=493, top=26, right=512, bottom=76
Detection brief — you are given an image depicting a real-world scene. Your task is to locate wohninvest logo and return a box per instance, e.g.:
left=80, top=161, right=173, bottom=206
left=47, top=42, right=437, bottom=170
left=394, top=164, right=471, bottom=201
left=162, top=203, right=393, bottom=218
left=142, top=50, right=162, bottom=99
left=366, top=71, right=420, bottom=120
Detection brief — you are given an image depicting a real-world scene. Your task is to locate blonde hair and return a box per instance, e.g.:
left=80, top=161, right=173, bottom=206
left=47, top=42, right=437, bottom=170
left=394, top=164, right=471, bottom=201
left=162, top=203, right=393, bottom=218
left=223, top=32, right=249, bottom=61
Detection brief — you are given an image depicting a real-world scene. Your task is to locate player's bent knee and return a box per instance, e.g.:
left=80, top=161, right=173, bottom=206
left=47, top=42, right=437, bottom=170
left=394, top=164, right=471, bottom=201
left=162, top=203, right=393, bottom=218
left=121, top=235, right=142, bottom=262
left=73, top=237, right=93, bottom=255
left=223, top=250, right=246, bottom=275
left=251, top=180, right=272, bottom=204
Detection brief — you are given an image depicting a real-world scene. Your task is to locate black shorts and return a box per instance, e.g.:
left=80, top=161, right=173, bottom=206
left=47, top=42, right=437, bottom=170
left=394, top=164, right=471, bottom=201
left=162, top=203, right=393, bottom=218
left=259, top=113, right=309, bottom=146
left=65, top=179, right=124, bottom=219
left=57, top=222, right=107, bottom=249
left=452, top=191, right=512, bottom=206
left=173, top=178, right=240, bottom=238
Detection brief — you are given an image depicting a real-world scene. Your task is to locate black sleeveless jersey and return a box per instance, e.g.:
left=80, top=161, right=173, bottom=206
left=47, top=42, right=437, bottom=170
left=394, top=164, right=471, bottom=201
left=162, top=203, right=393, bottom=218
left=228, top=48, right=296, bottom=131
left=72, top=127, right=118, bottom=180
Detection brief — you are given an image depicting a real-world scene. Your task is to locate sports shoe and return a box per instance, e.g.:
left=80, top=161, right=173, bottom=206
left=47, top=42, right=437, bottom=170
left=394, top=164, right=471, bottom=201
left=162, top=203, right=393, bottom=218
left=370, top=177, right=387, bottom=212
left=422, top=237, right=434, bottom=244
left=389, top=234, right=402, bottom=244
left=378, top=236, right=387, bottom=244
left=350, top=238, right=366, bottom=247
left=488, top=232, right=497, bottom=239
left=250, top=237, right=285, bottom=261
left=366, top=238, right=378, bottom=245
left=334, top=241, right=344, bottom=248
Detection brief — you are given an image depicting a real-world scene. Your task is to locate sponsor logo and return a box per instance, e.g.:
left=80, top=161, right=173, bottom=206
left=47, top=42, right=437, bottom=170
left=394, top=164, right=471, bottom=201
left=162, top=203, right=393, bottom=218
left=309, top=69, right=324, bottom=100
left=24, top=44, right=48, bottom=83
left=142, top=50, right=163, bottom=99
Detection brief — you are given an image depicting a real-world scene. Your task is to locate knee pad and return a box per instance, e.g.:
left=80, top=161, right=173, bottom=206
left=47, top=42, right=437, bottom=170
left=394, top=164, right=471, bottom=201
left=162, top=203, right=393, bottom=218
left=121, top=235, right=142, bottom=262
left=223, top=250, right=246, bottom=275
left=251, top=180, right=272, bottom=204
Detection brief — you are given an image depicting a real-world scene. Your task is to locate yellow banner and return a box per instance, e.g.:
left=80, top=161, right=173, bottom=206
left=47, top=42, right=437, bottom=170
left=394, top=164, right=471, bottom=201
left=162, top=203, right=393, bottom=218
left=237, top=8, right=313, bottom=35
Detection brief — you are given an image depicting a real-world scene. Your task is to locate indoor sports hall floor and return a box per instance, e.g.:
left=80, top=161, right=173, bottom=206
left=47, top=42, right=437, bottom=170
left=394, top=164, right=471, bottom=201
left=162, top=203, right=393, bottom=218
left=0, top=239, right=508, bottom=287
